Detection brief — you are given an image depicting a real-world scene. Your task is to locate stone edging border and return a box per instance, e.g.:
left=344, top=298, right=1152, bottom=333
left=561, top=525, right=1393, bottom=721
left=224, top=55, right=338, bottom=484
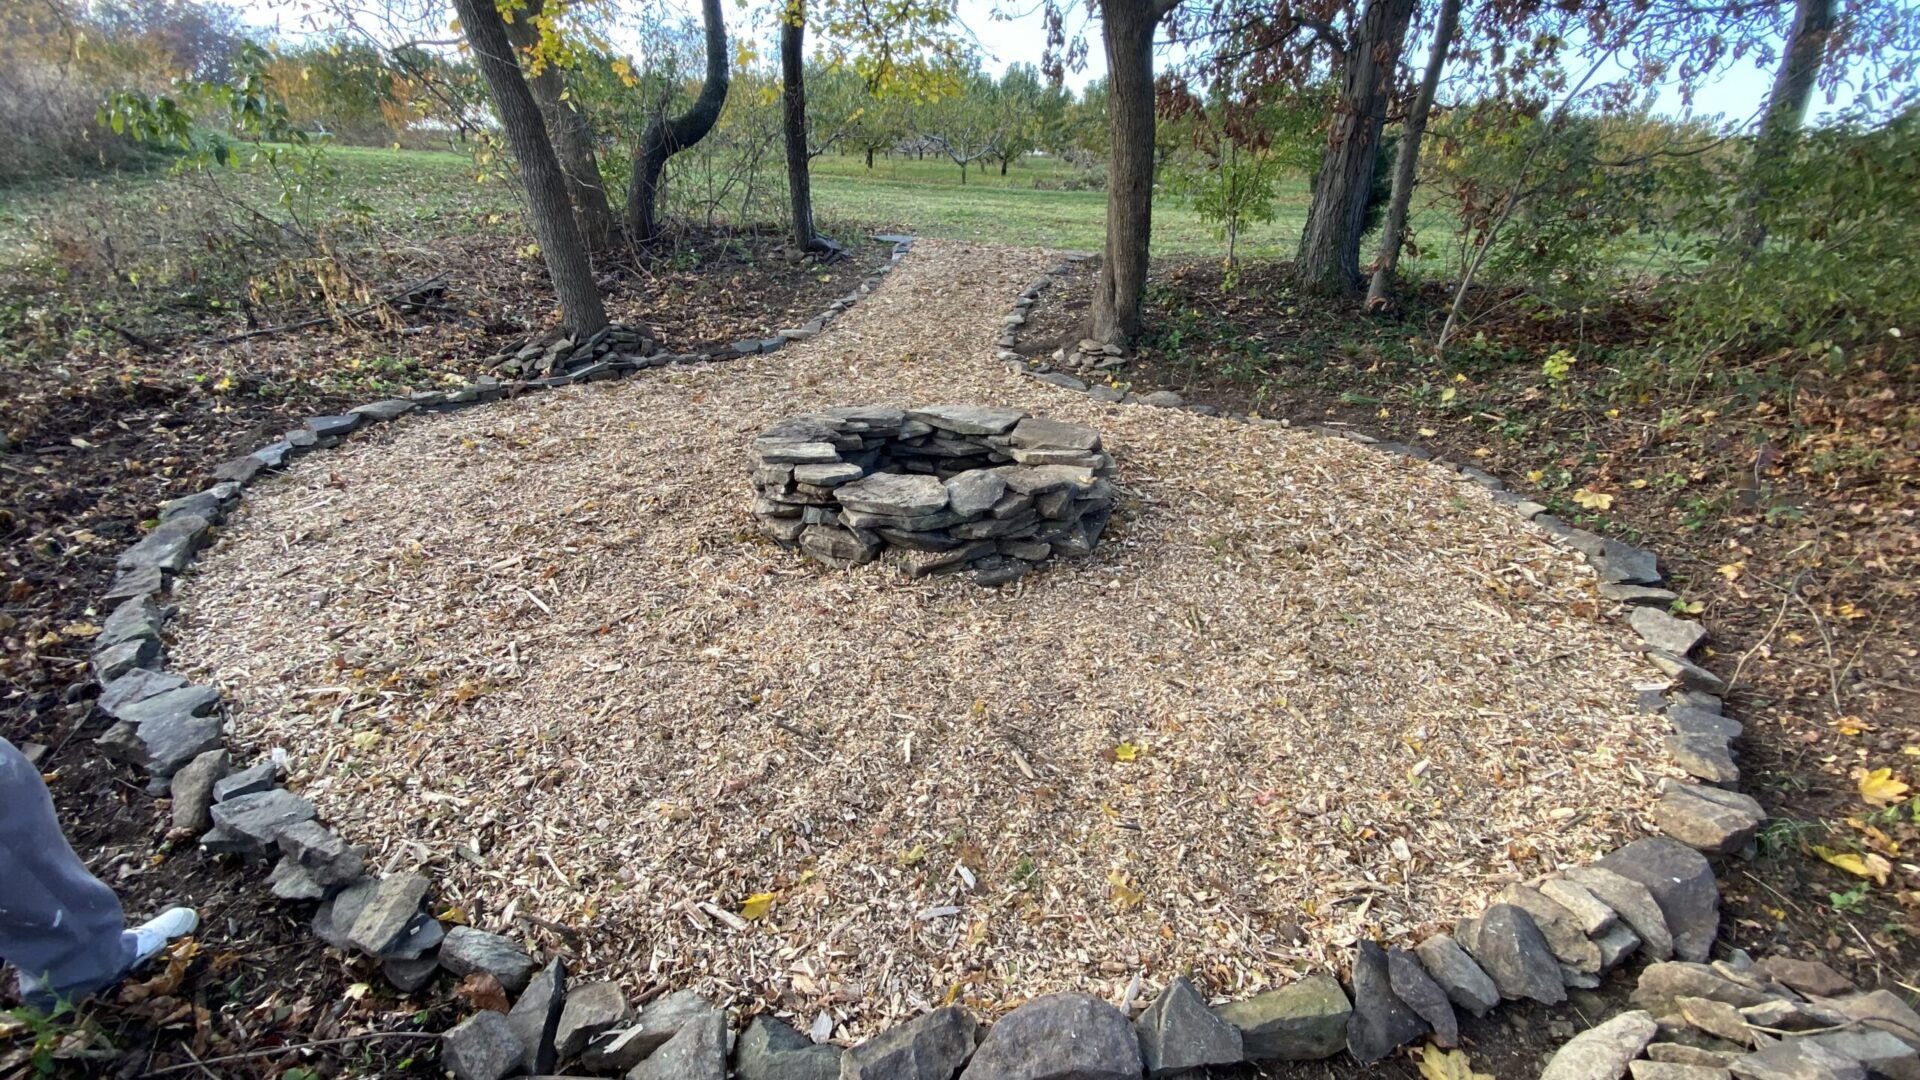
left=59, top=239, right=1907, bottom=1080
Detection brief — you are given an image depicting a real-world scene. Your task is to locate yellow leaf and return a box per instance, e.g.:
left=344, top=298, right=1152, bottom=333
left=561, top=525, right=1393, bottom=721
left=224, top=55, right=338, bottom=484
left=343, top=982, right=371, bottom=1001
left=1107, top=870, right=1145, bottom=910
left=1717, top=562, right=1745, bottom=581
left=1815, top=846, right=1891, bottom=885
left=1418, top=428, right=1438, bottom=437
left=740, top=892, right=776, bottom=920
left=1629, top=478, right=1649, bottom=488
left=1837, top=716, right=1868, bottom=736
left=897, top=843, right=926, bottom=867
left=350, top=730, right=381, bottom=750
left=1440, top=387, right=1457, bottom=403
left=1418, top=1044, right=1494, bottom=1080
left=1857, top=768, right=1910, bottom=807
left=1527, top=469, right=1545, bottom=483
left=1572, top=488, right=1614, bottom=510
left=1377, top=408, right=1390, bottom=419
left=1112, top=741, right=1141, bottom=762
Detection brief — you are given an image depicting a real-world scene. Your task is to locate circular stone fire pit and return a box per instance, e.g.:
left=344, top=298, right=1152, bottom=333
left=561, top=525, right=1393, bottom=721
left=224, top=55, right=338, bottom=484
left=749, top=404, right=1116, bottom=585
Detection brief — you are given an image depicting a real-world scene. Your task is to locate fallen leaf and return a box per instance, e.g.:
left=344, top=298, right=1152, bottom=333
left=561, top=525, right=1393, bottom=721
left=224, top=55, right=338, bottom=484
left=457, top=971, right=510, bottom=1013
left=1111, top=741, right=1141, bottom=762
left=1107, top=870, right=1145, bottom=910
left=1857, top=768, right=1910, bottom=807
left=1418, top=1044, right=1494, bottom=1080
left=740, top=892, right=776, bottom=921
left=1814, top=846, right=1892, bottom=886
left=1572, top=488, right=1614, bottom=510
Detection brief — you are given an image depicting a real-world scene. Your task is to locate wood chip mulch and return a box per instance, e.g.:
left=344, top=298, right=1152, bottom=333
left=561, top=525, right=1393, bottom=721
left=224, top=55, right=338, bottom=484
left=165, top=239, right=1681, bottom=1038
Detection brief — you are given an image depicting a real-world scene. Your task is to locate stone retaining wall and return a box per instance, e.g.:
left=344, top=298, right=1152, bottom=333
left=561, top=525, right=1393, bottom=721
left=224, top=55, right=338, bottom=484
left=749, top=405, right=1116, bottom=586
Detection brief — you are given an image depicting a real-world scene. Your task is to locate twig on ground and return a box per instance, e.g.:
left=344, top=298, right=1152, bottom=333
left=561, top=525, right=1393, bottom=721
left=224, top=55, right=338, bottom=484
left=139, top=1032, right=440, bottom=1076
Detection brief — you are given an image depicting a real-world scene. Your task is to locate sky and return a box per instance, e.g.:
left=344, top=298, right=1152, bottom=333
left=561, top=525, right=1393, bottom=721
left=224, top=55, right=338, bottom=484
left=244, top=0, right=1821, bottom=132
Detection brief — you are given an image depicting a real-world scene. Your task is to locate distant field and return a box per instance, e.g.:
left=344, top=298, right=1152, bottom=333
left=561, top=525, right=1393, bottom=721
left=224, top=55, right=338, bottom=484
left=0, top=144, right=1466, bottom=275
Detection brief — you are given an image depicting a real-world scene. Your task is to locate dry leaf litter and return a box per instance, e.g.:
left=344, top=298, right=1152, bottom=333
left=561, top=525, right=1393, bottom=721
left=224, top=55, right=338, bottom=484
left=166, top=239, right=1681, bottom=1038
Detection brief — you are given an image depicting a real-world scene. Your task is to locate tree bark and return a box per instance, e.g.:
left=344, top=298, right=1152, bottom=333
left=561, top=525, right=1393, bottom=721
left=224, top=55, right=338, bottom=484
left=1088, top=0, right=1168, bottom=344
left=1738, top=0, right=1833, bottom=253
left=866, top=146, right=874, bottom=167
left=451, top=0, right=607, bottom=336
left=628, top=0, right=729, bottom=244
left=780, top=0, right=816, bottom=249
left=501, top=0, right=614, bottom=252
left=1365, top=0, right=1460, bottom=310
left=1295, top=0, right=1417, bottom=296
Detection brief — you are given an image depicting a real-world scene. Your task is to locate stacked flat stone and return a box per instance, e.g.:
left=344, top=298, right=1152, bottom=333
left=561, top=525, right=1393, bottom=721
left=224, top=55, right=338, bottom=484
left=749, top=404, right=1117, bottom=586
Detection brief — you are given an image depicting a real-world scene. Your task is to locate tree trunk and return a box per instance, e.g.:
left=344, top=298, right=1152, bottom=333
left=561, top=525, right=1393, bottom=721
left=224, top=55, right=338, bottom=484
left=450, top=0, right=606, bottom=336
left=628, top=0, right=729, bottom=244
left=866, top=146, right=874, bottom=168
left=1000, top=156, right=1009, bottom=175
left=1089, top=0, right=1162, bottom=344
left=1295, top=0, right=1417, bottom=295
left=502, top=0, right=614, bottom=252
left=1738, top=0, right=1833, bottom=253
left=1365, top=0, right=1460, bottom=310
left=780, top=0, right=816, bottom=249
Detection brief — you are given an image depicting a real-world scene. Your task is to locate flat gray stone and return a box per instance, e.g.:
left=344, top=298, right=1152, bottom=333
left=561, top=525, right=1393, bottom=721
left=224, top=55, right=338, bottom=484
left=308, top=413, right=363, bottom=438
left=345, top=872, right=431, bottom=957
left=439, top=926, right=536, bottom=993
left=1632, top=1062, right=1734, bottom=1080
left=94, top=639, right=157, bottom=682
left=1135, top=976, right=1242, bottom=1076
left=793, top=462, right=865, bottom=487
left=1750, top=958, right=1853, bottom=998
left=628, top=1008, right=727, bottom=1080
left=1413, top=934, right=1499, bottom=1017
left=585, top=989, right=717, bottom=1067
left=1495, top=885, right=1604, bottom=973
left=1669, top=706, right=1743, bottom=741
left=1667, top=733, right=1741, bottom=784
left=267, top=855, right=325, bottom=900
left=734, top=1014, right=841, bottom=1080
left=1140, top=391, right=1184, bottom=408
left=1566, top=866, right=1676, bottom=962
left=959, top=993, right=1139, bottom=1079
left=1595, top=923, right=1645, bottom=970
left=1803, top=990, right=1920, bottom=1050
left=113, top=684, right=220, bottom=728
left=756, top=440, right=841, bottom=464
left=211, top=454, right=266, bottom=484
left=1651, top=651, right=1730, bottom=694
left=555, top=979, right=629, bottom=1059
left=798, top=525, right=881, bottom=567
left=1387, top=946, right=1458, bottom=1047
left=834, top=473, right=949, bottom=517
left=1632, top=963, right=1779, bottom=1015
left=97, top=596, right=165, bottom=652
left=1650, top=1044, right=1741, bottom=1068
left=103, top=563, right=167, bottom=603
left=1633, top=608, right=1708, bottom=655
left=1033, top=371, right=1089, bottom=391
left=1602, top=582, right=1681, bottom=604
left=383, top=953, right=440, bottom=993
left=1593, top=540, right=1661, bottom=585
left=213, top=760, right=277, bottom=802
left=1464, top=904, right=1566, bottom=1005
left=945, top=471, right=1007, bottom=516
left=1214, top=974, right=1350, bottom=1061
left=1599, top=840, right=1720, bottom=963
left=167, top=748, right=228, bottom=832
left=1799, top=1030, right=1918, bottom=1079
left=117, top=513, right=211, bottom=573
left=1540, top=1010, right=1658, bottom=1080
left=208, top=788, right=315, bottom=853
left=1729, top=1040, right=1867, bottom=1080
left=1654, top=781, right=1767, bottom=854
left=843, top=1005, right=981, bottom=1079
left=275, top=819, right=365, bottom=885
left=158, top=484, right=236, bottom=524
left=312, top=878, right=379, bottom=950
left=350, top=398, right=416, bottom=421
left=506, top=958, right=565, bottom=1074
left=1013, top=411, right=1105, bottom=445
left=1348, top=941, right=1428, bottom=1062
left=908, top=405, right=1026, bottom=435
left=443, top=1010, right=525, bottom=1080
left=1539, top=878, right=1621, bottom=935
left=99, top=668, right=186, bottom=718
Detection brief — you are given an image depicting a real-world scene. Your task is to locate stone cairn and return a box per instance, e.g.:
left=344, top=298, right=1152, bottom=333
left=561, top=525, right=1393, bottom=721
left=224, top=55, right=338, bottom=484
left=67, top=242, right=1920, bottom=1080
left=749, top=404, right=1117, bottom=587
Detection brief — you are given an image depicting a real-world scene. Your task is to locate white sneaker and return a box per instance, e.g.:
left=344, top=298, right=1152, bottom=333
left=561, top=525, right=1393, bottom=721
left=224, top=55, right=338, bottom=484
left=129, top=907, right=198, bottom=967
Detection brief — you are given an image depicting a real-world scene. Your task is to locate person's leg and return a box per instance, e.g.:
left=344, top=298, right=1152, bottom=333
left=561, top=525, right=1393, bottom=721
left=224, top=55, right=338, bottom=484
left=0, top=737, right=136, bottom=1004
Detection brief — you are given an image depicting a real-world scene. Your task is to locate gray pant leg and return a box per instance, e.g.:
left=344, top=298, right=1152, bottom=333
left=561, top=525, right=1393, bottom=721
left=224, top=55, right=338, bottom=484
left=0, top=737, right=134, bottom=1001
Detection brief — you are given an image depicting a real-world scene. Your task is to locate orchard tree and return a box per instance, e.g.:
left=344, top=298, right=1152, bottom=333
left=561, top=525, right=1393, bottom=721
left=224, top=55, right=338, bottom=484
left=502, top=0, right=615, bottom=250
left=1366, top=0, right=1461, bottom=308
left=450, top=0, right=608, bottom=335
left=988, top=62, right=1045, bottom=173
left=629, top=0, right=728, bottom=243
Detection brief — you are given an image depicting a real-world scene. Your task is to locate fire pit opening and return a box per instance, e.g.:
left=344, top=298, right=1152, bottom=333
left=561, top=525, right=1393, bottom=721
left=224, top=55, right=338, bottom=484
left=749, top=404, right=1117, bottom=586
